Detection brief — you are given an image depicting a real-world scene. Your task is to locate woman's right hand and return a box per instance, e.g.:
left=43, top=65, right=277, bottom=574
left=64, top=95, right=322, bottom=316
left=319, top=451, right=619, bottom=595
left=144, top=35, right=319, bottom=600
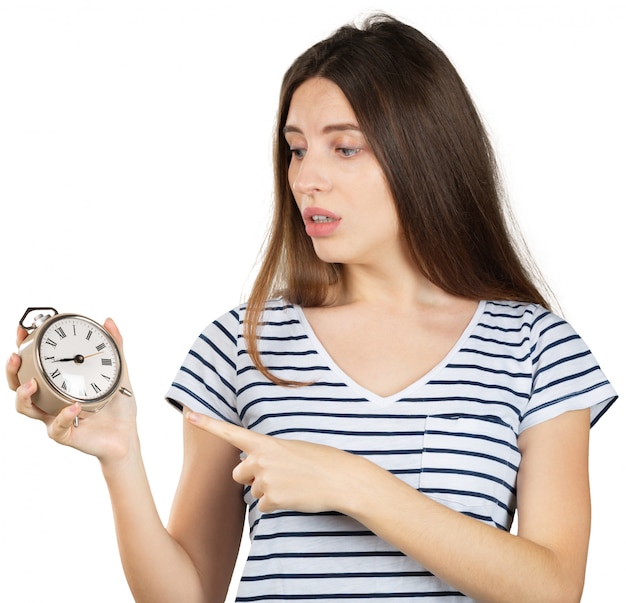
left=6, top=318, right=139, bottom=465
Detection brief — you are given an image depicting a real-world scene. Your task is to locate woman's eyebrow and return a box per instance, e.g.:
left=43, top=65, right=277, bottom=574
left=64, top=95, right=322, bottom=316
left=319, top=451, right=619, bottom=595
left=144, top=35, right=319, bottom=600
left=283, top=123, right=362, bottom=135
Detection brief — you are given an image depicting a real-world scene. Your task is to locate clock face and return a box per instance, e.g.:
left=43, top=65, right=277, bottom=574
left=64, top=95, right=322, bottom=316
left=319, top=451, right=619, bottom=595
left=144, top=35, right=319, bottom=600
left=37, top=316, right=122, bottom=402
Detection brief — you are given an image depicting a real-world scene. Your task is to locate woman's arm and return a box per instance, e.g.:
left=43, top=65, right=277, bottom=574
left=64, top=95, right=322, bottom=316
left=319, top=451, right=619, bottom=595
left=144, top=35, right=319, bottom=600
left=345, top=408, right=591, bottom=603
left=189, top=407, right=591, bottom=603
left=101, top=418, right=245, bottom=603
left=167, top=417, right=246, bottom=602
left=8, top=323, right=245, bottom=603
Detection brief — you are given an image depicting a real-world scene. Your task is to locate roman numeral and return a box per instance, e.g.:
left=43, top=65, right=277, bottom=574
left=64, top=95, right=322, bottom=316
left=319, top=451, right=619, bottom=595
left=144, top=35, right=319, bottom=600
left=50, top=368, right=61, bottom=379
left=86, top=329, right=93, bottom=341
left=101, top=358, right=112, bottom=366
left=96, top=343, right=106, bottom=351
left=45, top=338, right=57, bottom=347
left=91, top=383, right=101, bottom=393
left=101, top=374, right=111, bottom=381
left=55, top=327, right=67, bottom=339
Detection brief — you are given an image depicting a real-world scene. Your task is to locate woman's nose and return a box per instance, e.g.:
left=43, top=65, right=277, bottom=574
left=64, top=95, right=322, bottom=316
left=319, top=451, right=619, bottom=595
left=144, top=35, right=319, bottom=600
left=291, top=151, right=332, bottom=195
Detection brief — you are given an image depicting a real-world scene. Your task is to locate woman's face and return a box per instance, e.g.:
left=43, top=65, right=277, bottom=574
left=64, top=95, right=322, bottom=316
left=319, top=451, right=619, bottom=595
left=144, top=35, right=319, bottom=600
left=285, top=77, right=402, bottom=268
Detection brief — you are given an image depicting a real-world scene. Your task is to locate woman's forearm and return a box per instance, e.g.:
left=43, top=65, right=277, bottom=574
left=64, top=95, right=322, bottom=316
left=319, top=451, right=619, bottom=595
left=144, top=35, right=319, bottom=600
left=100, top=437, right=205, bottom=603
left=344, top=459, right=585, bottom=603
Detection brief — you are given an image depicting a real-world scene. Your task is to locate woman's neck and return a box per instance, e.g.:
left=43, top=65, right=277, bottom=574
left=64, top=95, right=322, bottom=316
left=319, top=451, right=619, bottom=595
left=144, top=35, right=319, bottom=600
left=327, top=262, right=464, bottom=311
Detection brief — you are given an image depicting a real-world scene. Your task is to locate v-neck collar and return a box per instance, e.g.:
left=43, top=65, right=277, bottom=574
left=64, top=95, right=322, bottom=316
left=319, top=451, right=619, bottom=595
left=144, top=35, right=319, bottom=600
left=291, top=300, right=486, bottom=407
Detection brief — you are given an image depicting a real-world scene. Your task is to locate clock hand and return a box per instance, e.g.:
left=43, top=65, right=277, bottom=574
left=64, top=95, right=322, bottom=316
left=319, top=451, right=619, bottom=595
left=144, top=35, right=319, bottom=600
left=52, top=352, right=103, bottom=364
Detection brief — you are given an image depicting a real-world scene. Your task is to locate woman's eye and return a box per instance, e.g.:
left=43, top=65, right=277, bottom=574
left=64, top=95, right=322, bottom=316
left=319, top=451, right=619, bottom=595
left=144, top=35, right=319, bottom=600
left=289, top=148, right=306, bottom=159
left=337, top=147, right=360, bottom=157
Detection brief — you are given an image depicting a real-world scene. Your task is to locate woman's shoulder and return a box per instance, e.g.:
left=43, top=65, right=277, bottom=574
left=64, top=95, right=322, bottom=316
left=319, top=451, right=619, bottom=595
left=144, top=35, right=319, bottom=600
left=481, top=300, right=566, bottom=331
left=480, top=299, right=605, bottom=373
left=477, top=300, right=584, bottom=357
left=231, top=296, right=298, bottom=320
left=204, top=297, right=299, bottom=333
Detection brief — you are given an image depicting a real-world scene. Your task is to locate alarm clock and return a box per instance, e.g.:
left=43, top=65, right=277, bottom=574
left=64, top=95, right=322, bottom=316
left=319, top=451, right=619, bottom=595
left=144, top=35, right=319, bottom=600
left=17, top=307, right=131, bottom=420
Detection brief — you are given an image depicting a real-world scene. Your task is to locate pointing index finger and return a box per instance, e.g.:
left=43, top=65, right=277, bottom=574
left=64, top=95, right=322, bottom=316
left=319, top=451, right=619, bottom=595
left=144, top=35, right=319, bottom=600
left=186, top=410, right=258, bottom=452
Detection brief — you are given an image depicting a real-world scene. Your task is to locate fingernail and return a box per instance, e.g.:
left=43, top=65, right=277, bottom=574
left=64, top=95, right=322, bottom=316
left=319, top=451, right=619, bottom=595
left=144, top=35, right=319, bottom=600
left=186, top=411, right=200, bottom=424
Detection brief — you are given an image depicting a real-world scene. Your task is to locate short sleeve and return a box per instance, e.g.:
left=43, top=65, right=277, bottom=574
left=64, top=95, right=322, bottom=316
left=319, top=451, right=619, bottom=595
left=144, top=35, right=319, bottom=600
left=165, top=306, right=243, bottom=426
left=519, top=308, right=617, bottom=433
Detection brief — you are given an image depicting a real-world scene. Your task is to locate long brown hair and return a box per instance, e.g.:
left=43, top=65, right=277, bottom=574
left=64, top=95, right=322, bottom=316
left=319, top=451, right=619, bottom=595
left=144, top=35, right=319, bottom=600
left=245, top=13, right=553, bottom=384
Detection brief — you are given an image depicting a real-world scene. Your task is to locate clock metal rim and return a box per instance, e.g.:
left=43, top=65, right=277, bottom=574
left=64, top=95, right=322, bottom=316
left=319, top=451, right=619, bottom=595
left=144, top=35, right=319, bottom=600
left=34, top=313, right=123, bottom=406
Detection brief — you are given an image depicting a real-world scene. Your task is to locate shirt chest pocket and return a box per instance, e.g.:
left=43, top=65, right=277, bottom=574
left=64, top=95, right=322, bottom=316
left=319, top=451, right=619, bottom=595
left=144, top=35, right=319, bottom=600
left=419, top=415, right=520, bottom=528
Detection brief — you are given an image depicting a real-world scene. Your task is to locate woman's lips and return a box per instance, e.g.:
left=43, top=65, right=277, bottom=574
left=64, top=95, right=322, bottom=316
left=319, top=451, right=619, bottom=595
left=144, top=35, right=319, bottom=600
left=302, top=207, right=341, bottom=237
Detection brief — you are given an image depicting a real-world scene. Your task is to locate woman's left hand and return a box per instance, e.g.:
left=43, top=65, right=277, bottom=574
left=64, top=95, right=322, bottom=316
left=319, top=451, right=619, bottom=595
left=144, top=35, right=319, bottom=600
left=185, top=411, right=371, bottom=514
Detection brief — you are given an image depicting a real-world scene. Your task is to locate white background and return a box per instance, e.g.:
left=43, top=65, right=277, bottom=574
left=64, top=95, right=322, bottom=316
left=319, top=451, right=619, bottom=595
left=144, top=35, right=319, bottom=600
left=0, top=1, right=623, bottom=601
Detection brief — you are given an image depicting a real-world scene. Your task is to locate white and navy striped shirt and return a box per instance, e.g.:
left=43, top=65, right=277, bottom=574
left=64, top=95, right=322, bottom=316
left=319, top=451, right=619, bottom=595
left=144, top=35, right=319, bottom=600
left=166, top=299, right=616, bottom=602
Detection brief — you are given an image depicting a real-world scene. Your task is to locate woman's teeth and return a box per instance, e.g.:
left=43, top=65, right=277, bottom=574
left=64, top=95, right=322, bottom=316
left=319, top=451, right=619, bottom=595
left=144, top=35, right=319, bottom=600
left=312, top=215, right=335, bottom=222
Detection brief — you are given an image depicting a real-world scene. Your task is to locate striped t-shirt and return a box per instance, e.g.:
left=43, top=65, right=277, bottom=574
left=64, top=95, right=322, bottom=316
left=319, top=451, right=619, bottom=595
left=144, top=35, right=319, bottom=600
left=166, top=299, right=616, bottom=602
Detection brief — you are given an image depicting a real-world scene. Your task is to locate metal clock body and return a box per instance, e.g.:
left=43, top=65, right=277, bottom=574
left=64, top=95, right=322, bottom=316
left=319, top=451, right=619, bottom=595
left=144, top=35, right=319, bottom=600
left=18, top=308, right=127, bottom=416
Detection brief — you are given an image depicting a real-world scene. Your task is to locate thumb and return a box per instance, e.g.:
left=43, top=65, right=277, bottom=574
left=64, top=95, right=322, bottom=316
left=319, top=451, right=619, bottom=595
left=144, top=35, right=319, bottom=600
left=103, top=317, right=123, bottom=349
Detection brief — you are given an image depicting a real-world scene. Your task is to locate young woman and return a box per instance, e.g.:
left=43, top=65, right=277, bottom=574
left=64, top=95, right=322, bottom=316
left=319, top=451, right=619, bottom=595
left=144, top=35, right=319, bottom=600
left=8, top=14, right=616, bottom=603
